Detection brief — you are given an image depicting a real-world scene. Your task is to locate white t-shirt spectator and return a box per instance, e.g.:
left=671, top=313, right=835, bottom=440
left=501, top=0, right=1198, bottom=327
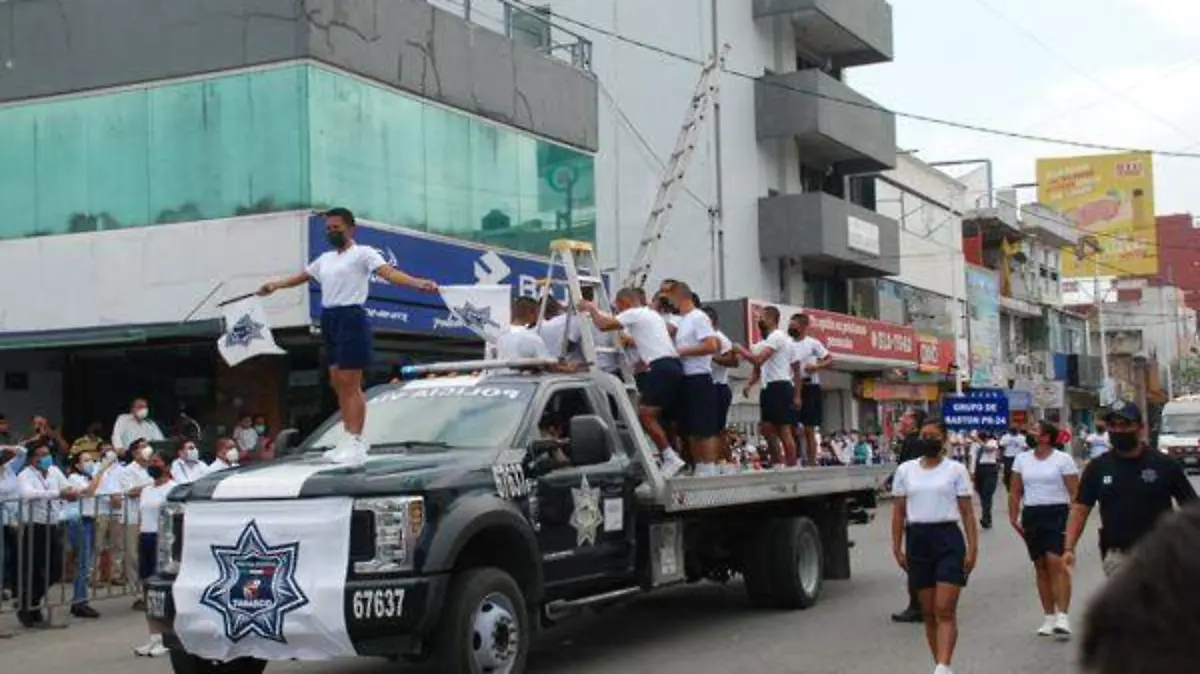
left=892, top=458, right=972, bottom=523
left=170, top=458, right=209, bottom=485
left=790, top=336, right=830, bottom=384
left=306, top=244, right=387, bottom=308
left=234, top=426, right=260, bottom=453
left=492, top=325, right=552, bottom=361
left=674, top=308, right=716, bottom=376
left=17, top=464, right=71, bottom=524
left=0, top=447, right=27, bottom=526
left=139, top=480, right=177, bottom=534
left=755, top=329, right=794, bottom=384
left=1013, top=450, right=1078, bottom=506
left=119, top=463, right=153, bottom=525
left=1085, top=431, right=1110, bottom=459
left=711, top=331, right=734, bottom=385
left=111, top=414, right=165, bottom=450
left=616, top=307, right=677, bottom=363
left=1000, top=432, right=1028, bottom=459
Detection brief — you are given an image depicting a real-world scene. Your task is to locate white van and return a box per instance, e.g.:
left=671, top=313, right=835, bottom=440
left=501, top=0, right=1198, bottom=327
left=1159, top=395, right=1200, bottom=470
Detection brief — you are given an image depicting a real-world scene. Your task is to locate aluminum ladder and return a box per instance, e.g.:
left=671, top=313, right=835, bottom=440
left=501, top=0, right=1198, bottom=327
left=622, top=43, right=729, bottom=291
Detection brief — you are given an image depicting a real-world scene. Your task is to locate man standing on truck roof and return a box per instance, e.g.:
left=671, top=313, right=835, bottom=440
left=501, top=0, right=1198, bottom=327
left=1064, top=401, right=1197, bottom=578
left=258, top=208, right=439, bottom=463
left=736, top=305, right=800, bottom=468
left=580, top=288, right=688, bottom=478
left=670, top=283, right=723, bottom=476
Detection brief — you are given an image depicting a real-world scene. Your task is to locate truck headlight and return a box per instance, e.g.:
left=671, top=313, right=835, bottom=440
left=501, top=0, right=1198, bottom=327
left=157, top=502, right=185, bottom=575
left=353, top=496, right=425, bottom=574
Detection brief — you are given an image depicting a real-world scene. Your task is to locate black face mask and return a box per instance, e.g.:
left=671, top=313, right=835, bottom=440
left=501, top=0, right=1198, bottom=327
left=919, top=438, right=943, bottom=458
left=757, top=320, right=769, bottom=335
left=326, top=231, right=347, bottom=248
left=147, top=465, right=165, bottom=480
left=787, top=328, right=801, bottom=339
left=1109, top=430, right=1139, bottom=454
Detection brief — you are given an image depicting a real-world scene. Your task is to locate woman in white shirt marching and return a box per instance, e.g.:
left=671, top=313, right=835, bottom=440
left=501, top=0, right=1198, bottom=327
left=169, top=438, right=208, bottom=484
left=1009, top=420, right=1080, bottom=640
left=891, top=419, right=979, bottom=674
left=134, top=453, right=177, bottom=657
left=969, top=432, right=1002, bottom=529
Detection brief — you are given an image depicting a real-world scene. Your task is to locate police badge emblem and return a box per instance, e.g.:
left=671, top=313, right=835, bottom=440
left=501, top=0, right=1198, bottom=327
left=200, top=521, right=309, bottom=643
left=569, top=476, right=603, bottom=547
left=224, top=314, right=266, bottom=349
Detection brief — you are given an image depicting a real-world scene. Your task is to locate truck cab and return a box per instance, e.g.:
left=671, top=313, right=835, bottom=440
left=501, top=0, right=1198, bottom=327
left=1158, top=395, right=1200, bottom=471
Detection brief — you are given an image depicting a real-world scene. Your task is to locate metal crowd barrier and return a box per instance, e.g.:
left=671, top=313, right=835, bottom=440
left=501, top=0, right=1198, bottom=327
left=1, top=495, right=143, bottom=633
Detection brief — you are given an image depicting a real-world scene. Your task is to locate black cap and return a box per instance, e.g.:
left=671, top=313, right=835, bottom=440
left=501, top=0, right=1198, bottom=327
left=1103, top=400, right=1143, bottom=425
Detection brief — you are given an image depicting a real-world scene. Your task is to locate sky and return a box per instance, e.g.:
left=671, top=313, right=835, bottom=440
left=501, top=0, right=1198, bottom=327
left=850, top=0, right=1200, bottom=217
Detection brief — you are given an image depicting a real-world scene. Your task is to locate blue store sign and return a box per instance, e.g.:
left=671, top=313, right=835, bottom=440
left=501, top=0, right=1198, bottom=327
left=941, top=389, right=1010, bottom=433
left=306, top=216, right=574, bottom=335
left=1005, top=389, right=1033, bottom=410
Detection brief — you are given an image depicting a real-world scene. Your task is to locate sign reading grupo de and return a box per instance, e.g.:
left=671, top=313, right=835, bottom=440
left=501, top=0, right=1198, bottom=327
left=940, top=389, right=1010, bottom=432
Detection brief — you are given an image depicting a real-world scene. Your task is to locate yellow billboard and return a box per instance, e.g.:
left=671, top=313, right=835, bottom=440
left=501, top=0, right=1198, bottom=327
left=1036, top=151, right=1157, bottom=277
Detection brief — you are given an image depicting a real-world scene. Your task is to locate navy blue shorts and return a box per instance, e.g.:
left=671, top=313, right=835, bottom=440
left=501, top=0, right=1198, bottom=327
left=138, top=532, right=158, bottom=581
left=759, top=381, right=795, bottom=427
left=321, top=305, right=373, bottom=369
left=1021, top=504, right=1069, bottom=561
left=715, top=383, right=732, bottom=430
left=794, top=382, right=823, bottom=427
left=906, top=522, right=968, bottom=591
left=680, top=374, right=721, bottom=438
left=639, top=357, right=684, bottom=411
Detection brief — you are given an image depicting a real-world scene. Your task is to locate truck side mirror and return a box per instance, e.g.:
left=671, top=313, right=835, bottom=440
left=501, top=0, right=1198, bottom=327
left=275, top=428, right=301, bottom=455
left=569, top=415, right=614, bottom=466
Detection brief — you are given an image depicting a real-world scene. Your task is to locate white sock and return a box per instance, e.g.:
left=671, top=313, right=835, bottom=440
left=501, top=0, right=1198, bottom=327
left=695, top=462, right=715, bottom=476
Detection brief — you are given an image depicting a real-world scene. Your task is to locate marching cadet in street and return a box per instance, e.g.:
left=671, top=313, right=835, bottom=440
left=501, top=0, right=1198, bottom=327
left=969, top=431, right=1001, bottom=529
left=1000, top=425, right=1029, bottom=491
left=1009, top=421, right=1079, bottom=640
left=579, top=288, right=687, bottom=477
left=670, top=283, right=722, bottom=476
left=1064, top=401, right=1197, bottom=578
left=892, top=407, right=931, bottom=624
left=736, top=306, right=800, bottom=468
left=258, top=207, right=439, bottom=463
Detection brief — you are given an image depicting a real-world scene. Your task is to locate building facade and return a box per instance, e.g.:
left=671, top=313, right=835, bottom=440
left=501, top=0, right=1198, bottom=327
left=0, top=0, right=599, bottom=440
left=1155, top=213, right=1200, bottom=311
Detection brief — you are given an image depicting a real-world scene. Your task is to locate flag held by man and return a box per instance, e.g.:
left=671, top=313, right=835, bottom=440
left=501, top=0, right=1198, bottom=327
left=438, top=284, right=511, bottom=343
left=216, top=296, right=287, bottom=367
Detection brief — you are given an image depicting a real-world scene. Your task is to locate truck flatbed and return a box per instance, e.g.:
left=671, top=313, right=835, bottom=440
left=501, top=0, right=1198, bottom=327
left=659, top=464, right=891, bottom=511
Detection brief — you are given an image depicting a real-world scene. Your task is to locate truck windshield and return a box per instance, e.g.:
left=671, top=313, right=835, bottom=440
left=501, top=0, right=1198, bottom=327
left=302, top=379, right=537, bottom=451
left=1160, top=414, right=1200, bottom=435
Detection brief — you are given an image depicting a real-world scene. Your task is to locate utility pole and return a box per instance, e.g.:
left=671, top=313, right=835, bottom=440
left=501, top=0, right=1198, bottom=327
left=953, top=251, right=966, bottom=394
left=1091, top=242, right=1111, bottom=402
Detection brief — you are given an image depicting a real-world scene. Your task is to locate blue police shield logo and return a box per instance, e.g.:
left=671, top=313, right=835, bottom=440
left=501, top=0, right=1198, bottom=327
left=453, top=301, right=501, bottom=332
left=200, top=521, right=308, bottom=643
left=224, top=314, right=265, bottom=349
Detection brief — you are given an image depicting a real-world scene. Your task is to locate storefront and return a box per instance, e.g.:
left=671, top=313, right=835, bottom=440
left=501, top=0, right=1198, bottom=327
left=856, top=380, right=941, bottom=439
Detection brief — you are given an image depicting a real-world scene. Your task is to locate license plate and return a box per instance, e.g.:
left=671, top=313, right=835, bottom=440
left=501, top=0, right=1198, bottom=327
left=146, top=588, right=168, bottom=619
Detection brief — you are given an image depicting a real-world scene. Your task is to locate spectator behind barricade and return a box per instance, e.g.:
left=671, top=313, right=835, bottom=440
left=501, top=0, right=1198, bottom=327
left=119, top=438, right=155, bottom=607
left=207, top=437, right=242, bottom=473
left=133, top=452, right=175, bottom=658
left=170, top=438, right=208, bottom=484
left=94, top=442, right=125, bottom=588
left=245, top=415, right=277, bottom=464
left=16, top=438, right=80, bottom=628
left=1, top=441, right=27, bottom=601
left=70, top=422, right=105, bottom=459
left=112, top=398, right=165, bottom=451
left=64, top=450, right=116, bottom=619
left=0, top=413, right=14, bottom=444
left=25, top=415, right=69, bottom=464
left=233, top=414, right=259, bottom=455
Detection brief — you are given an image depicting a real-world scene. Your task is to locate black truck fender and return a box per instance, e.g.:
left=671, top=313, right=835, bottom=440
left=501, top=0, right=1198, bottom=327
left=421, top=494, right=545, bottom=605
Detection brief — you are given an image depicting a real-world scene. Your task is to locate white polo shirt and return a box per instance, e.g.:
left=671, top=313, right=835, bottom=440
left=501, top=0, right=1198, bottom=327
left=170, top=458, right=209, bottom=485
left=1013, top=450, right=1078, bottom=506
left=493, top=325, right=552, bottom=361
left=139, top=480, right=177, bottom=534
left=892, top=458, right=972, bottom=523
left=711, top=331, right=734, bottom=385
left=306, top=243, right=388, bottom=308
left=17, top=465, right=71, bottom=524
left=755, top=329, right=794, bottom=384
left=674, top=308, right=716, bottom=376
left=616, top=307, right=677, bottom=363
left=790, top=336, right=830, bottom=385
left=119, top=463, right=153, bottom=525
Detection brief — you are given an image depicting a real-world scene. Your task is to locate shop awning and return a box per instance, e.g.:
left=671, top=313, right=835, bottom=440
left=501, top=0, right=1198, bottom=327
left=0, top=319, right=223, bottom=351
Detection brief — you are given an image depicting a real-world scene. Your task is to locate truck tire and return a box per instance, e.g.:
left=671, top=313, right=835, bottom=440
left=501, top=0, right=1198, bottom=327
left=768, top=517, right=824, bottom=609
left=167, top=649, right=266, bottom=674
left=433, top=567, right=530, bottom=674
left=742, top=519, right=779, bottom=608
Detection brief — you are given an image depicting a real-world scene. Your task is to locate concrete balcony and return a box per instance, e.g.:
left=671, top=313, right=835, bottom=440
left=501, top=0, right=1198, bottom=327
left=756, top=69, right=896, bottom=173
left=1021, top=202, right=1081, bottom=248
left=758, top=191, right=900, bottom=277
left=752, top=0, right=894, bottom=68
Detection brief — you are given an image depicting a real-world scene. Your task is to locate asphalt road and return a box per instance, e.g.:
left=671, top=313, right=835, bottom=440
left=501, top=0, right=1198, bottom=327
left=1, top=488, right=1131, bottom=674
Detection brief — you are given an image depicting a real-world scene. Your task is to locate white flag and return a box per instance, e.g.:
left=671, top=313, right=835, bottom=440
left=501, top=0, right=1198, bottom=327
left=437, top=284, right=511, bottom=342
left=216, top=296, right=287, bottom=367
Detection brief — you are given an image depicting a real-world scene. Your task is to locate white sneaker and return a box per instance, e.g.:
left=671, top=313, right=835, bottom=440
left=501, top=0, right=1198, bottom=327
left=660, top=449, right=686, bottom=478
left=134, top=635, right=163, bottom=656
left=934, top=665, right=953, bottom=674
left=324, top=435, right=369, bottom=465
left=1053, top=612, right=1072, bottom=640
left=147, top=642, right=169, bottom=657
left=1037, top=615, right=1056, bottom=636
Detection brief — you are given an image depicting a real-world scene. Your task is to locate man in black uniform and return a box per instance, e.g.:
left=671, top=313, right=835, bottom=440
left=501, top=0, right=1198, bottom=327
left=890, top=406, right=929, bottom=623
left=1064, top=400, right=1197, bottom=577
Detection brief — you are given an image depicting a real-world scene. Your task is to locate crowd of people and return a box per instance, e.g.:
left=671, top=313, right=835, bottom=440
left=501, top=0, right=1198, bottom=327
left=0, top=399, right=273, bottom=655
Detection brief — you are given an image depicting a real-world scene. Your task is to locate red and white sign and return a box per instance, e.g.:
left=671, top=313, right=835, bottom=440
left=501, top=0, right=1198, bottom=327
left=744, top=300, right=918, bottom=368
left=917, top=334, right=956, bottom=373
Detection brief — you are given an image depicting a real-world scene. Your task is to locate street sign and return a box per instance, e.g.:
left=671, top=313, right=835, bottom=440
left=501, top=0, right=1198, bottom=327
left=941, top=389, right=1010, bottom=433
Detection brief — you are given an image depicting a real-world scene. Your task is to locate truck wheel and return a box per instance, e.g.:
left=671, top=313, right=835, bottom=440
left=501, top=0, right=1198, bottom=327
left=167, top=649, right=267, bottom=674
left=434, top=567, right=529, bottom=674
left=742, top=520, right=778, bottom=608
left=769, top=517, right=824, bottom=609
